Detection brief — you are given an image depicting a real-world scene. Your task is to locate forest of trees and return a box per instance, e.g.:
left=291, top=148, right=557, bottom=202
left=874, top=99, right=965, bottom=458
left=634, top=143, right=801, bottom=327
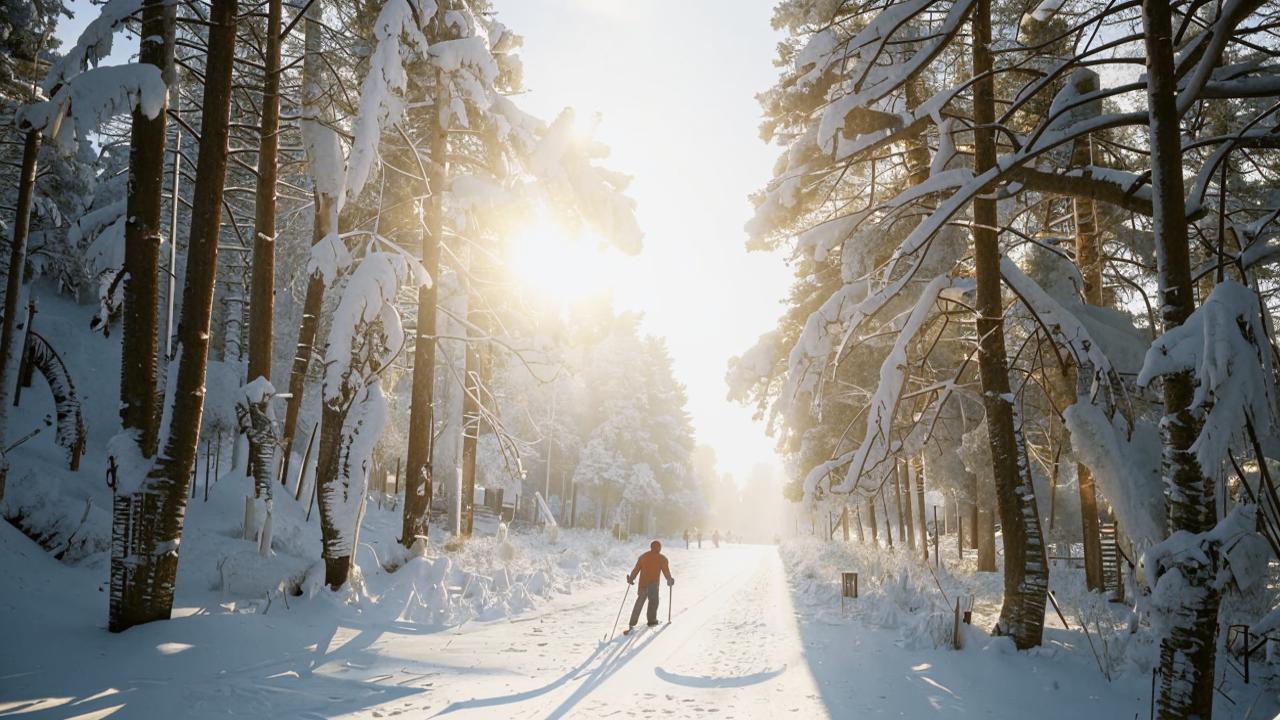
left=727, top=0, right=1280, bottom=716
left=0, top=0, right=706, bottom=632
left=3, top=0, right=1280, bottom=717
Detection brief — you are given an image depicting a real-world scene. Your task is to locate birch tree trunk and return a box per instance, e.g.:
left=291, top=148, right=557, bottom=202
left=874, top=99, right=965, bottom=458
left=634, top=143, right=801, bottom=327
left=109, top=0, right=238, bottom=631
left=972, top=0, right=1048, bottom=649
left=1142, top=0, right=1220, bottom=715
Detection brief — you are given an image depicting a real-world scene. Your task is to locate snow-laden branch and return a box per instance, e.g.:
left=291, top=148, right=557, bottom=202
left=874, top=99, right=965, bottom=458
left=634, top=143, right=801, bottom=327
left=19, top=64, right=168, bottom=148
left=344, top=0, right=438, bottom=202
left=41, top=0, right=144, bottom=93
left=803, top=274, right=955, bottom=502
left=1136, top=280, right=1279, bottom=477
left=999, top=256, right=1130, bottom=415
left=322, top=250, right=430, bottom=407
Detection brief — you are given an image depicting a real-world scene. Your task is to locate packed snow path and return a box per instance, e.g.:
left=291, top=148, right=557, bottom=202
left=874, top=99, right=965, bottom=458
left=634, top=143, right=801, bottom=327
left=3, top=530, right=1167, bottom=719
left=430, top=543, right=823, bottom=719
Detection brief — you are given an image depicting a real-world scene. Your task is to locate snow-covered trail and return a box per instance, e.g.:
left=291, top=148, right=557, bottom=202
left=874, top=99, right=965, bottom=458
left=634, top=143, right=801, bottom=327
left=423, top=543, right=823, bottom=720
left=2, top=530, right=1189, bottom=719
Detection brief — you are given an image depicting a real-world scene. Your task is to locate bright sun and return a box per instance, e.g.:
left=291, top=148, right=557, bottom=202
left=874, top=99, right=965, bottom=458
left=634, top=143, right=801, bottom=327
left=506, top=213, right=623, bottom=308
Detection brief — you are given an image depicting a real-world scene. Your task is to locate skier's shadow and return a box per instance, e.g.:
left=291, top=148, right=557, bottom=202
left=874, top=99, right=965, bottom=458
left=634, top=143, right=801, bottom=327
left=654, top=665, right=785, bottom=688
left=432, top=626, right=667, bottom=718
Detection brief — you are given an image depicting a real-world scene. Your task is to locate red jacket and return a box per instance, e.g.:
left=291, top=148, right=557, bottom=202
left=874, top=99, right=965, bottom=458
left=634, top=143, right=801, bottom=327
left=628, top=550, right=672, bottom=587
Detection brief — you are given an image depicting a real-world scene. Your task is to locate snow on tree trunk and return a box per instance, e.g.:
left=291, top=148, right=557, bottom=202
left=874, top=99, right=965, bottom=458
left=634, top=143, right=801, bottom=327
left=280, top=0, right=339, bottom=474
left=1141, top=0, right=1221, bottom=715
left=459, top=255, right=485, bottom=538
left=317, top=381, right=385, bottom=588
left=314, top=249, right=427, bottom=588
left=236, top=379, right=277, bottom=501
left=972, top=0, right=1047, bottom=650
left=1067, top=69, right=1106, bottom=595
left=109, top=0, right=238, bottom=632
left=118, top=0, right=173, bottom=458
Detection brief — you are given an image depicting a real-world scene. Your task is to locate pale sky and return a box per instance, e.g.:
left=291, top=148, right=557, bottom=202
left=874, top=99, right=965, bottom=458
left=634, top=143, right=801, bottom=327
left=495, top=0, right=790, bottom=484
left=57, top=0, right=792, bottom=484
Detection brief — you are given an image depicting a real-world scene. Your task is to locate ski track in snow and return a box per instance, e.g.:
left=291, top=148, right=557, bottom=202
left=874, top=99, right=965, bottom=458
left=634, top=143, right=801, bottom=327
left=0, top=535, right=1221, bottom=718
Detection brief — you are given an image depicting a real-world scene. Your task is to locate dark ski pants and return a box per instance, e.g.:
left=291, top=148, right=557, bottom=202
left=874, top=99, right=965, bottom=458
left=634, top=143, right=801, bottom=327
left=629, top=581, right=660, bottom=626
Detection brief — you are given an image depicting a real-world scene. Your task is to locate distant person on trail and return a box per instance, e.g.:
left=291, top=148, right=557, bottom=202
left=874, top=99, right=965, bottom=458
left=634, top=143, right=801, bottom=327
left=682, top=529, right=690, bottom=549
left=697, top=530, right=703, bottom=549
left=624, top=540, right=674, bottom=634
left=712, top=530, right=721, bottom=548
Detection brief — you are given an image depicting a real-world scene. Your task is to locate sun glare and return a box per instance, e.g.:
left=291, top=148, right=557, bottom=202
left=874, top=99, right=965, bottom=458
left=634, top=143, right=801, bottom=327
left=507, top=214, right=623, bottom=308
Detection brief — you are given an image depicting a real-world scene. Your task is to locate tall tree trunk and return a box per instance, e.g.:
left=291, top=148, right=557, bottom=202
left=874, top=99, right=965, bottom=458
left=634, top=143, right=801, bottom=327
left=245, top=0, right=283, bottom=499
left=0, top=129, right=40, bottom=442
left=893, top=462, right=906, bottom=544
left=881, top=488, right=893, bottom=547
left=912, top=457, right=928, bottom=562
left=1067, top=70, right=1106, bottom=595
left=866, top=494, right=878, bottom=545
left=401, top=65, right=446, bottom=549
left=109, top=0, right=237, bottom=632
left=460, top=328, right=480, bottom=537
left=107, top=0, right=174, bottom=632
left=972, top=0, right=1048, bottom=649
left=1142, top=1, right=1220, bottom=715
left=279, top=0, right=336, bottom=480
left=902, top=457, right=916, bottom=550
left=968, top=470, right=980, bottom=551
left=977, top=501, right=997, bottom=571
left=314, top=400, right=349, bottom=587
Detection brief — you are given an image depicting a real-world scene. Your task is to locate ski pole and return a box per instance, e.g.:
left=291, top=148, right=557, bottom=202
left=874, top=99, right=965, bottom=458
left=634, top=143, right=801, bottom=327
left=668, top=584, right=672, bottom=623
left=607, top=582, right=631, bottom=642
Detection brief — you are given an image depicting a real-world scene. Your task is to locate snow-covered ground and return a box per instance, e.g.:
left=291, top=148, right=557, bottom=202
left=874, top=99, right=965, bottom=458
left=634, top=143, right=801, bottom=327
left=8, top=523, right=1274, bottom=719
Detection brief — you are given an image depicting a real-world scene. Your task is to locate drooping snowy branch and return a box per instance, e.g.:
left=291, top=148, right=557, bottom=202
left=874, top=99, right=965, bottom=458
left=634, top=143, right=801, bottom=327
left=1136, top=280, right=1279, bottom=476
left=20, top=64, right=168, bottom=149
left=803, top=274, right=955, bottom=501
left=41, top=0, right=144, bottom=93
left=322, top=250, right=430, bottom=407
left=344, top=0, right=438, bottom=201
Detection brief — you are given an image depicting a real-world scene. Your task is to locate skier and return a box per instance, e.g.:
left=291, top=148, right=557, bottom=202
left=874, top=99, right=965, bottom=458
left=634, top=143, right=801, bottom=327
left=712, top=530, right=721, bottom=548
left=697, top=529, right=703, bottom=549
left=624, top=540, right=674, bottom=634
left=682, top=528, right=690, bottom=549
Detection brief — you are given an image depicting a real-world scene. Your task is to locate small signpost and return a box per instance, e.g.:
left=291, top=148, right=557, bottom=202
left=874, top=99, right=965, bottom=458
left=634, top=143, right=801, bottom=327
left=841, top=571, right=858, bottom=614
left=952, top=595, right=975, bottom=649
